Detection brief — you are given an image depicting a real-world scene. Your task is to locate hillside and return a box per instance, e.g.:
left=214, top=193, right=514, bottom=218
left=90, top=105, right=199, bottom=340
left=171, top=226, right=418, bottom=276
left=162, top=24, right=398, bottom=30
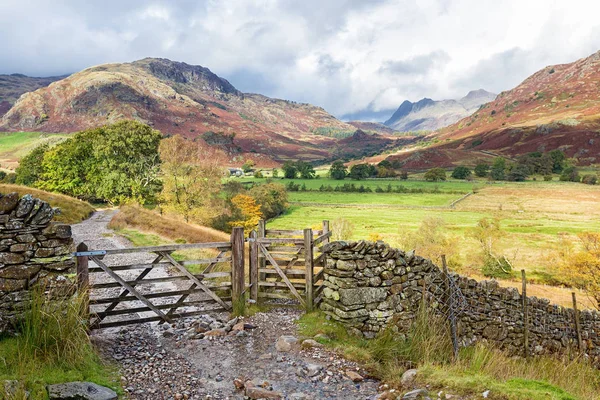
left=0, top=74, right=67, bottom=117
left=0, top=58, right=404, bottom=163
left=383, top=51, right=600, bottom=168
left=384, top=89, right=497, bottom=132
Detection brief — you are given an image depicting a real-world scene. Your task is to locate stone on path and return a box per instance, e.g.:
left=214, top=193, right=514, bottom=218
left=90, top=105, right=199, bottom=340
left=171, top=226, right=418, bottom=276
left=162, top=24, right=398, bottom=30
left=47, top=382, right=118, bottom=400
left=301, top=339, right=323, bottom=349
left=275, top=335, right=298, bottom=352
left=345, top=370, right=364, bottom=382
left=402, top=388, right=430, bottom=400
left=245, top=385, right=283, bottom=399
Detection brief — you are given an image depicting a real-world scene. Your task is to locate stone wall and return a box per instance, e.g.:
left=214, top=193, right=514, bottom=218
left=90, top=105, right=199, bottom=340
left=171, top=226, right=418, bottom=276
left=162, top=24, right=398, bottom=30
left=0, top=192, right=75, bottom=334
left=320, top=240, right=600, bottom=364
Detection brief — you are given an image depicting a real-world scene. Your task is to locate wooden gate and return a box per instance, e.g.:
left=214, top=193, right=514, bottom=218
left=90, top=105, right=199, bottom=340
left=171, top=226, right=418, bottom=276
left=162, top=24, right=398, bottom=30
left=76, top=227, right=245, bottom=330
left=248, top=220, right=330, bottom=310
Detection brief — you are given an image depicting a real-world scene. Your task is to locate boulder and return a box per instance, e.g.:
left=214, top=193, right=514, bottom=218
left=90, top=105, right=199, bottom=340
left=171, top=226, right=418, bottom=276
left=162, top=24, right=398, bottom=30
left=0, top=193, right=19, bottom=213
left=275, top=335, right=298, bottom=352
left=47, top=382, right=117, bottom=400
left=401, top=369, right=418, bottom=387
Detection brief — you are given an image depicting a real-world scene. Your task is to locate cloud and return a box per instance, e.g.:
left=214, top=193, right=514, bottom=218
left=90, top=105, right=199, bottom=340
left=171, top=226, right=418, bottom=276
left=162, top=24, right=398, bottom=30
left=1, top=0, right=600, bottom=117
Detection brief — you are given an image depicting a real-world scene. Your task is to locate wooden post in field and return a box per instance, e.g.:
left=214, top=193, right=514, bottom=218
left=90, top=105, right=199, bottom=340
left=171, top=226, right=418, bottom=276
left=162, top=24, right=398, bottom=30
left=522, top=269, right=529, bottom=359
left=258, top=220, right=266, bottom=283
left=304, top=228, right=315, bottom=311
left=249, top=230, right=259, bottom=302
left=231, top=227, right=245, bottom=310
left=442, top=255, right=459, bottom=360
left=322, top=220, right=330, bottom=245
left=572, top=292, right=583, bottom=354
left=76, top=242, right=90, bottom=319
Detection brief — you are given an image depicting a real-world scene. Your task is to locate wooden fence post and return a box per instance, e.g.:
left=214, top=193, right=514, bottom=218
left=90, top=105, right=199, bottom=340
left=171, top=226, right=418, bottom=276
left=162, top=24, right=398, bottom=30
left=76, top=242, right=90, bottom=319
left=442, top=255, right=458, bottom=360
left=231, top=227, right=245, bottom=312
left=249, top=230, right=259, bottom=303
left=522, top=269, right=529, bottom=359
left=258, top=220, right=266, bottom=283
left=304, top=228, right=315, bottom=312
left=322, top=220, right=330, bottom=245
left=572, top=292, right=583, bottom=354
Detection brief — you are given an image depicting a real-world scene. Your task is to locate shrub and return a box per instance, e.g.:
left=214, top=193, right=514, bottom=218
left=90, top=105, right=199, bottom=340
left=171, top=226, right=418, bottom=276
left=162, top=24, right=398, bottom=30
left=282, top=161, right=298, bottom=179
left=581, top=174, right=598, bottom=185
left=543, top=174, right=553, bottom=181
left=451, top=166, right=472, bottom=180
left=254, top=170, right=264, bottom=178
left=474, top=163, right=490, bottom=178
left=399, top=171, right=409, bottom=180
left=559, top=166, right=580, bottom=182
left=424, top=168, right=446, bottom=182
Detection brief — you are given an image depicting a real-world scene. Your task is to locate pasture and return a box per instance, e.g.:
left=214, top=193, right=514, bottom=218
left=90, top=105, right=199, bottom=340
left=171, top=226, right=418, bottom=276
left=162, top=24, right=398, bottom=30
left=266, top=177, right=600, bottom=309
left=0, top=131, right=68, bottom=170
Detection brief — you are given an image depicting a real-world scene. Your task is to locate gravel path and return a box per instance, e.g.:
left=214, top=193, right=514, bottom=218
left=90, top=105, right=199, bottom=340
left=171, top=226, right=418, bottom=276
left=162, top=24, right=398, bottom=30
left=72, top=210, right=382, bottom=400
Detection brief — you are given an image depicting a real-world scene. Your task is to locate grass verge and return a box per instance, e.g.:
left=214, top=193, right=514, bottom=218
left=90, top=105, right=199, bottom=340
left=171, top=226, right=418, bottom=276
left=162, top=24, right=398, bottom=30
left=296, top=310, right=600, bottom=400
left=0, top=184, right=94, bottom=224
left=109, top=205, right=229, bottom=244
left=0, top=288, right=121, bottom=399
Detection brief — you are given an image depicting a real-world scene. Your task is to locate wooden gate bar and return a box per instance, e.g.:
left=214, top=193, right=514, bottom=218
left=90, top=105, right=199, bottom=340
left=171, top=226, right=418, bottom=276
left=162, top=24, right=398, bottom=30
left=160, top=252, right=231, bottom=311
left=259, top=242, right=306, bottom=306
left=90, top=255, right=173, bottom=324
left=304, top=228, right=314, bottom=311
left=230, top=227, right=245, bottom=306
left=249, top=230, right=259, bottom=302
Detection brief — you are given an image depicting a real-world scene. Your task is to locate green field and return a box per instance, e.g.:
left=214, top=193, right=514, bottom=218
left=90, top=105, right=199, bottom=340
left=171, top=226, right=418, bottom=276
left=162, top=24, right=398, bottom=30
left=269, top=178, right=600, bottom=308
left=288, top=191, right=461, bottom=206
left=0, top=131, right=68, bottom=170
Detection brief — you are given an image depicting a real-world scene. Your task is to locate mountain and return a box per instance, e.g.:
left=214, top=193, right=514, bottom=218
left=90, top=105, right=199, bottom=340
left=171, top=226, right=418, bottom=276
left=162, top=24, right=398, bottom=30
left=1, top=58, right=402, bottom=163
left=384, top=89, right=497, bottom=132
left=384, top=51, right=600, bottom=168
left=0, top=74, right=67, bottom=117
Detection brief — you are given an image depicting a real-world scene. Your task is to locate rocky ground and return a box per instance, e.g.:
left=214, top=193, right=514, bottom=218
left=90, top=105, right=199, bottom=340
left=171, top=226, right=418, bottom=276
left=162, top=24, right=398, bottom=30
left=73, top=211, right=480, bottom=400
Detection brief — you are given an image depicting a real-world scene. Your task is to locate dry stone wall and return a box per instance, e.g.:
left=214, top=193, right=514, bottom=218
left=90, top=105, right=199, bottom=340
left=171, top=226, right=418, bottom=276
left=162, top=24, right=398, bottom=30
left=320, top=240, right=600, bottom=364
left=0, top=192, right=75, bottom=334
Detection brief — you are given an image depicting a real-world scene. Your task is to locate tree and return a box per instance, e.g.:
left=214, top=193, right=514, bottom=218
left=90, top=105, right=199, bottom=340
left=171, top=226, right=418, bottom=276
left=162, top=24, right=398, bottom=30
left=470, top=218, right=512, bottom=278
left=159, top=135, right=223, bottom=223
left=451, top=166, right=472, bottom=180
left=559, top=166, right=580, bottom=182
left=557, top=232, right=600, bottom=309
left=229, top=194, right=263, bottom=232
left=507, top=163, right=529, bottom=181
left=489, top=158, right=506, bottom=180
left=242, top=160, right=255, bottom=173
left=295, top=161, right=316, bottom=179
left=329, top=161, right=347, bottom=180
left=272, top=168, right=279, bottom=178
left=349, top=163, right=372, bottom=180
left=37, top=120, right=162, bottom=204
left=248, top=182, right=288, bottom=219
left=282, top=161, right=298, bottom=179
left=399, top=216, right=458, bottom=266
left=424, top=168, right=446, bottom=182
left=474, top=163, right=490, bottom=177
left=549, top=149, right=566, bottom=173
left=399, top=171, right=409, bottom=180
left=377, top=160, right=393, bottom=169
left=15, top=144, right=49, bottom=187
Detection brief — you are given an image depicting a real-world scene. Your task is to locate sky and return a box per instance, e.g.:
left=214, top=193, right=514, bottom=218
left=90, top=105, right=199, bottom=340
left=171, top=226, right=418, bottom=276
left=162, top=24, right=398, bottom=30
left=2, top=0, right=600, bottom=120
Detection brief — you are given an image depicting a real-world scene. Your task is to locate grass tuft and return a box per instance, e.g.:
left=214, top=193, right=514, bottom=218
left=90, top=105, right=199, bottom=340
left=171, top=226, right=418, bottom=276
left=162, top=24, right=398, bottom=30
left=0, top=287, right=120, bottom=399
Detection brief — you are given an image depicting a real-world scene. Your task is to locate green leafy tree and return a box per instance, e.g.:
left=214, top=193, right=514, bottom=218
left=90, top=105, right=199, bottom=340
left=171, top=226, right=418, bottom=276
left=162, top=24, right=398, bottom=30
left=38, top=120, right=162, bottom=204
left=549, top=149, right=566, bottom=173
left=507, top=163, right=530, bottom=181
left=474, top=163, right=490, bottom=177
left=451, top=166, right=472, bottom=180
left=348, top=163, right=374, bottom=180
left=560, top=166, right=581, bottom=182
left=249, top=182, right=289, bottom=219
left=15, top=144, right=49, bottom=187
left=329, top=161, right=347, bottom=180
left=295, top=161, right=316, bottom=179
left=282, top=161, right=298, bottom=179
left=424, top=168, right=447, bottom=182
left=489, top=158, right=506, bottom=180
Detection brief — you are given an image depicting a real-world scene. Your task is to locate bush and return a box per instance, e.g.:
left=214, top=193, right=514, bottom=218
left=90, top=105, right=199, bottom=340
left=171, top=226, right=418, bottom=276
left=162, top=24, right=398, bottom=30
left=481, top=254, right=513, bottom=278
left=329, top=161, right=347, bottom=180
left=581, top=174, right=598, bottom=185
left=451, top=166, right=472, bottom=180
left=559, top=166, right=580, bottom=182
left=399, top=171, right=409, bottom=180
left=474, top=163, right=490, bottom=177
left=424, top=168, right=446, bottom=182
left=254, top=170, right=264, bottom=178
left=543, top=174, right=553, bottom=181
left=282, top=161, right=298, bottom=179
